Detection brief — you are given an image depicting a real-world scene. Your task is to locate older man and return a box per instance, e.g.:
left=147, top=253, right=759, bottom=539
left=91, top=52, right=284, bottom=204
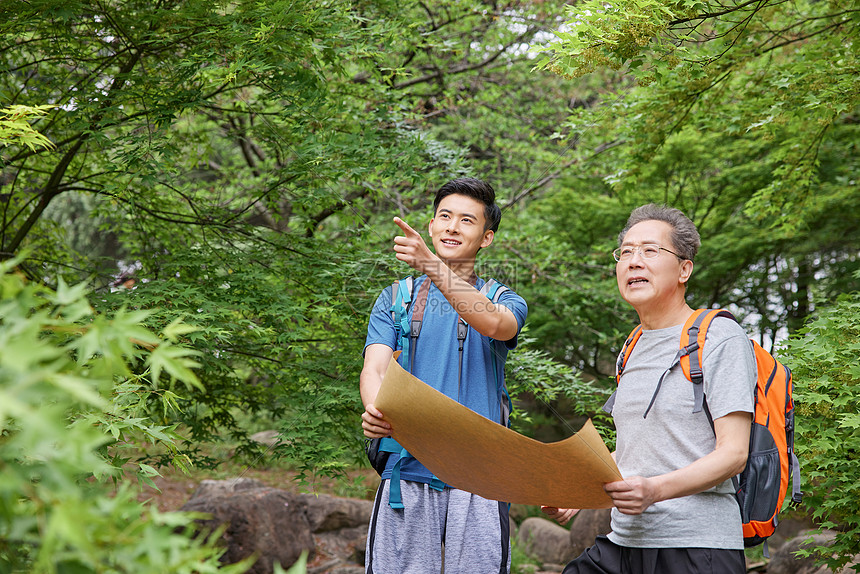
left=544, top=204, right=756, bottom=574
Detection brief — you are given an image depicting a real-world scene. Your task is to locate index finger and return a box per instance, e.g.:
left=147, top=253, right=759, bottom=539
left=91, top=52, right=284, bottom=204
left=365, top=403, right=385, bottom=419
left=393, top=216, right=421, bottom=238
left=603, top=479, right=630, bottom=493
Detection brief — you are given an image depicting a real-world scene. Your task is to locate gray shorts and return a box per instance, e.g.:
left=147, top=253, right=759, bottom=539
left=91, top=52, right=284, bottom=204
left=365, top=479, right=510, bottom=574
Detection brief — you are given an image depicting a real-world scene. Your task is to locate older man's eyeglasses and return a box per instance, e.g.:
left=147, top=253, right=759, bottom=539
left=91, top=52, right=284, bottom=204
left=613, top=244, right=684, bottom=262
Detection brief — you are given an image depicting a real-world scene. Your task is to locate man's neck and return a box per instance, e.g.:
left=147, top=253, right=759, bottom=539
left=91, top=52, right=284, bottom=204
left=636, top=299, right=694, bottom=330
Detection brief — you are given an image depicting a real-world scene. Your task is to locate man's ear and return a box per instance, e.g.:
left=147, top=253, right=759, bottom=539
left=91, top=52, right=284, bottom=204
left=481, top=229, right=495, bottom=249
left=679, top=259, right=694, bottom=284
left=428, top=219, right=434, bottom=237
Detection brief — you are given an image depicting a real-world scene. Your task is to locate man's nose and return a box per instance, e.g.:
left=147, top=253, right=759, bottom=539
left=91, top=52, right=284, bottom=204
left=628, top=248, right=646, bottom=264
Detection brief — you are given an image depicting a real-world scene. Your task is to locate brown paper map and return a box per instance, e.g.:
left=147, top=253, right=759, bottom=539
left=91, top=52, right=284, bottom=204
left=374, top=354, right=622, bottom=509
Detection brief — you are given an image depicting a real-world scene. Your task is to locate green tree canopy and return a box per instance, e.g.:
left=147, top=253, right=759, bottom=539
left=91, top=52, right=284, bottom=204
left=2, top=0, right=599, bottom=473
left=4, top=1, right=860, bottom=567
left=524, top=0, right=859, bottom=361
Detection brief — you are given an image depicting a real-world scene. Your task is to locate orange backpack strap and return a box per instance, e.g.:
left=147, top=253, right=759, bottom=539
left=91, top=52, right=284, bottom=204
left=602, top=324, right=644, bottom=414
left=679, top=308, right=737, bottom=414
left=616, top=324, right=644, bottom=384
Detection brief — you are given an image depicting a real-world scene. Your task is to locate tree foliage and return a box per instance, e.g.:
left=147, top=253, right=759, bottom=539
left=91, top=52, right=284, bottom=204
left=0, top=105, right=55, bottom=152
left=1, top=0, right=595, bottom=474
left=784, top=284, right=860, bottom=568
left=3, top=1, right=860, bottom=568
left=528, top=0, right=860, bottom=356
left=0, top=256, right=252, bottom=572
left=540, top=0, right=859, bottom=218
left=536, top=0, right=860, bottom=565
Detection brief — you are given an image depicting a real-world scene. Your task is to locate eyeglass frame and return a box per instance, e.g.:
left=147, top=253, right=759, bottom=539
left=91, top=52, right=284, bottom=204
left=612, top=243, right=685, bottom=262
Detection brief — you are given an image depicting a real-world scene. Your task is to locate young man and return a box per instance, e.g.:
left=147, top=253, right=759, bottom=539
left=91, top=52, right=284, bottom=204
left=360, top=178, right=527, bottom=574
left=543, top=204, right=756, bottom=574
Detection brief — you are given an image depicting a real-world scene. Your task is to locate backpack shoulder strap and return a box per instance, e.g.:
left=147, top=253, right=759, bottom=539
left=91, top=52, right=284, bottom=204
left=410, top=277, right=432, bottom=334
left=390, top=276, right=435, bottom=373
left=679, top=308, right=737, bottom=413
left=408, top=277, right=432, bottom=366
left=479, top=278, right=509, bottom=303
left=390, top=277, right=415, bottom=363
left=390, top=276, right=414, bottom=323
left=602, top=324, right=644, bottom=414
left=616, top=324, right=644, bottom=384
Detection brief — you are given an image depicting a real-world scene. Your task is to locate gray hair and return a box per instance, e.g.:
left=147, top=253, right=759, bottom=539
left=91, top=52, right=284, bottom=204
left=618, top=204, right=701, bottom=261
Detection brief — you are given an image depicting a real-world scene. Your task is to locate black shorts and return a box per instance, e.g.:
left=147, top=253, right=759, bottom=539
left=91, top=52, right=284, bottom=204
left=562, top=535, right=745, bottom=574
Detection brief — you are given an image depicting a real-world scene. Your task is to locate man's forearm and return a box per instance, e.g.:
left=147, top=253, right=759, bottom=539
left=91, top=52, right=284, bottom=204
left=424, top=264, right=518, bottom=340
left=647, top=413, right=750, bottom=502
left=360, top=370, right=382, bottom=408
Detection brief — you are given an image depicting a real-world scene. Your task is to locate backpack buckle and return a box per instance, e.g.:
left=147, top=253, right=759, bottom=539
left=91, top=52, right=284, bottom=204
left=457, top=320, right=468, bottom=341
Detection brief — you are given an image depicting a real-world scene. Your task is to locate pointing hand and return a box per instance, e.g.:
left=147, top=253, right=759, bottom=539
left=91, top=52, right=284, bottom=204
left=393, top=217, right=437, bottom=273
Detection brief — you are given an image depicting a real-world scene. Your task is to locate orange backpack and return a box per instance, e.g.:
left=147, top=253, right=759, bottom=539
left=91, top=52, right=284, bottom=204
left=607, top=309, right=803, bottom=553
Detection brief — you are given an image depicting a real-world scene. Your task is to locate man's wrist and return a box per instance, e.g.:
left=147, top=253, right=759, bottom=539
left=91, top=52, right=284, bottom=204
left=421, top=256, right=450, bottom=286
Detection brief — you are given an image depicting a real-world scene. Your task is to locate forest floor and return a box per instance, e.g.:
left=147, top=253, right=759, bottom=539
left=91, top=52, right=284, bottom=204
left=135, top=464, right=794, bottom=574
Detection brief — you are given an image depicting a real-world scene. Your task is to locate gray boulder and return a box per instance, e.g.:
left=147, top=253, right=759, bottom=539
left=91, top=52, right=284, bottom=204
left=187, top=477, right=266, bottom=501
left=298, top=493, right=373, bottom=533
left=297, top=492, right=371, bottom=572
left=517, top=516, right=574, bottom=565
left=250, top=430, right=282, bottom=448
left=768, top=512, right=819, bottom=552
left=181, top=484, right=315, bottom=573
left=768, top=530, right=843, bottom=574
left=568, top=508, right=611, bottom=559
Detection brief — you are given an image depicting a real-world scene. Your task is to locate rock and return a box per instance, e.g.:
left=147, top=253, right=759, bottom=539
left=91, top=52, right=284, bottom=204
left=181, top=485, right=315, bottom=573
left=314, top=525, right=368, bottom=570
left=250, top=430, right=282, bottom=447
left=767, top=528, right=860, bottom=574
left=509, top=503, right=532, bottom=525
left=840, top=562, right=860, bottom=574
left=768, top=530, right=839, bottom=574
left=768, top=510, right=818, bottom=552
left=298, top=493, right=373, bottom=533
left=187, top=477, right=266, bottom=502
left=351, top=534, right=367, bottom=565
left=568, top=508, right=611, bottom=559
left=517, top=517, right=573, bottom=565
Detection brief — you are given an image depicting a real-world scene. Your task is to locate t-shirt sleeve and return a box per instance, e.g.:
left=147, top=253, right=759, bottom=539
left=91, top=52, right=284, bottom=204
left=495, top=287, right=528, bottom=349
left=363, top=286, right=396, bottom=356
left=701, top=317, right=757, bottom=420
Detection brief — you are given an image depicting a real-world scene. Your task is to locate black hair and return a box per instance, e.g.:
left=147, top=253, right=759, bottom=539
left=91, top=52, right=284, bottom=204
left=433, top=177, right=502, bottom=232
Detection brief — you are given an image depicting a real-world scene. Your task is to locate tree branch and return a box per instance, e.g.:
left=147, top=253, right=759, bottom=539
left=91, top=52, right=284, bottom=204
left=504, top=140, right=625, bottom=209
left=304, top=187, right=372, bottom=238
left=392, top=27, right=536, bottom=90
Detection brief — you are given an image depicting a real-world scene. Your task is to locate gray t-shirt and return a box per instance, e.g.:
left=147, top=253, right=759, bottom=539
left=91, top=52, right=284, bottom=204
left=607, top=317, right=756, bottom=549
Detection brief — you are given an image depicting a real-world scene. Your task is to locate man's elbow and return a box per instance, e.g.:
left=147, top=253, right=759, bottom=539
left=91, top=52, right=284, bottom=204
left=486, top=310, right=519, bottom=341
left=728, top=447, right=749, bottom=477
left=488, top=324, right=518, bottom=342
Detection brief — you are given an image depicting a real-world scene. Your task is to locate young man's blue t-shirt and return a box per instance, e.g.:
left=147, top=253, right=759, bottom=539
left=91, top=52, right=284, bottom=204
left=364, top=275, right=528, bottom=484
